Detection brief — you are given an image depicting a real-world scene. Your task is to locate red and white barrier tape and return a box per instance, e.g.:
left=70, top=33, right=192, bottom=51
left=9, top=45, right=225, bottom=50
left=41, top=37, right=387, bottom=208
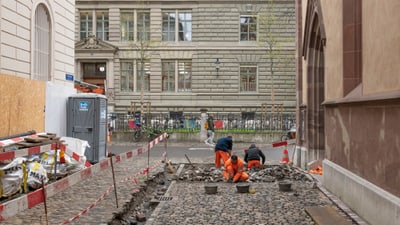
left=60, top=185, right=114, bottom=225
left=0, top=133, right=169, bottom=222
left=60, top=155, right=166, bottom=225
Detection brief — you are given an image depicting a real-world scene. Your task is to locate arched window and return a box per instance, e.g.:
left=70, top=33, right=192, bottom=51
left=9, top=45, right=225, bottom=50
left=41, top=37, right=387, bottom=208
left=33, top=4, right=51, bottom=81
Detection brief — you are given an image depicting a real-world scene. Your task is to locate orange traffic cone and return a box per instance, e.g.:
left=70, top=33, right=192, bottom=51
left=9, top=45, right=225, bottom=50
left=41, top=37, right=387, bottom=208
left=280, top=146, right=289, bottom=164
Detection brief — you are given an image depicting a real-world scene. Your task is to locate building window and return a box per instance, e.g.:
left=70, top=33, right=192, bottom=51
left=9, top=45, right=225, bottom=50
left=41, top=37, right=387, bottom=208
left=240, top=66, right=257, bottom=92
left=121, top=60, right=151, bottom=92
left=33, top=4, right=51, bottom=81
left=162, top=61, right=175, bottom=92
left=178, top=12, right=192, bottom=41
left=79, top=10, right=108, bottom=40
left=96, top=11, right=109, bottom=40
left=240, top=15, right=257, bottom=41
left=121, top=62, right=134, bottom=92
left=121, top=10, right=150, bottom=41
left=136, top=60, right=150, bottom=92
left=137, top=10, right=150, bottom=41
left=162, top=10, right=191, bottom=41
left=178, top=61, right=191, bottom=92
left=162, top=60, right=192, bottom=92
left=80, top=11, right=93, bottom=40
left=121, top=11, right=134, bottom=41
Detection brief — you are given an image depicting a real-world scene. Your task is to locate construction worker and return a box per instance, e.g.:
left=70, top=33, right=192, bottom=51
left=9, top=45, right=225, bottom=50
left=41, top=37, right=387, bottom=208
left=223, top=155, right=249, bottom=183
left=244, top=143, right=266, bottom=170
left=214, top=135, right=233, bottom=168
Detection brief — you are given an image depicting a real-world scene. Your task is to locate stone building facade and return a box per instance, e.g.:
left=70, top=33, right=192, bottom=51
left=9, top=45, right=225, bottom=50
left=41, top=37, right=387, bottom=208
left=297, top=1, right=400, bottom=225
left=0, top=0, right=75, bottom=84
left=0, top=0, right=75, bottom=136
left=74, top=0, right=296, bottom=117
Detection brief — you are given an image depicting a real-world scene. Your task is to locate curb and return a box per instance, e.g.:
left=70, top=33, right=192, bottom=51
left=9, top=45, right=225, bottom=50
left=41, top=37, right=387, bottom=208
left=294, top=167, right=369, bottom=225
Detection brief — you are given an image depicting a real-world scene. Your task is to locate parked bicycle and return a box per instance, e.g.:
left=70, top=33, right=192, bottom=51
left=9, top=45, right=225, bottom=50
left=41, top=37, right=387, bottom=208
left=133, top=125, right=165, bottom=142
left=281, top=126, right=296, bottom=141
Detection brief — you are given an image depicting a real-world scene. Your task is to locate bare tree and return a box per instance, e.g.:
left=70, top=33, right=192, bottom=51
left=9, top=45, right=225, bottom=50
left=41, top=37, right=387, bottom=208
left=258, top=0, right=295, bottom=129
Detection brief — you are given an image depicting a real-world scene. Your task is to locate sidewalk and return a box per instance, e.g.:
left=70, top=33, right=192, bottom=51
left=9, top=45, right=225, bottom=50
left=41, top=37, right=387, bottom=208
left=1, top=145, right=167, bottom=225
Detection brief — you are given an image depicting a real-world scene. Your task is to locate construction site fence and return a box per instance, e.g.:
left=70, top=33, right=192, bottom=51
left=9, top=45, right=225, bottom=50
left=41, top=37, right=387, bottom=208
left=108, top=112, right=296, bottom=132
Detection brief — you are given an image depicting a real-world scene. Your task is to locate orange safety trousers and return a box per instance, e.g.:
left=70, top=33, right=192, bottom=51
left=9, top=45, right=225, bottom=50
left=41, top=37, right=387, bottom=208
left=215, top=150, right=230, bottom=168
left=223, top=158, right=249, bottom=182
left=247, top=160, right=261, bottom=170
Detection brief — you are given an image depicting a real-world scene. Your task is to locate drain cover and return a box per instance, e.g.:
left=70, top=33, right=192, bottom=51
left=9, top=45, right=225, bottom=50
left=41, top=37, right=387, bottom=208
left=156, top=196, right=173, bottom=201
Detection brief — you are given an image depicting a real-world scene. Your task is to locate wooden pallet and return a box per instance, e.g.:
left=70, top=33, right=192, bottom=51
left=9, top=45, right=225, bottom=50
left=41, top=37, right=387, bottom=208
left=305, top=206, right=353, bottom=225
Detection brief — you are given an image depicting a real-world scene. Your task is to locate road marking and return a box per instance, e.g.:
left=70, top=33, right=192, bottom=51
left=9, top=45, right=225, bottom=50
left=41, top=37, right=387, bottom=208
left=188, top=147, right=213, bottom=151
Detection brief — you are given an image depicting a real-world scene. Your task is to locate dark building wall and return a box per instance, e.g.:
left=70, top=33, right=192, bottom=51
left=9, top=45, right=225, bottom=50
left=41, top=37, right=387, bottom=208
left=325, top=99, right=400, bottom=197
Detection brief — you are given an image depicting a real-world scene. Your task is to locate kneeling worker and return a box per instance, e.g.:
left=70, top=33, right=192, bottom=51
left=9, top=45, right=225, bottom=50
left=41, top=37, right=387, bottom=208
left=223, top=155, right=248, bottom=183
left=244, top=143, right=266, bottom=170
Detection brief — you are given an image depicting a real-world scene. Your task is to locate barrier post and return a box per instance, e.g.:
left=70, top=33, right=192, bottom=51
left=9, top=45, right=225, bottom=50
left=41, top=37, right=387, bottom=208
left=109, top=154, right=118, bottom=208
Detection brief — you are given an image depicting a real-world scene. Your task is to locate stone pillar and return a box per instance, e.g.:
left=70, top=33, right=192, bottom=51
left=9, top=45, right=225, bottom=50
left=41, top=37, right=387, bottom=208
left=200, top=108, right=208, bottom=142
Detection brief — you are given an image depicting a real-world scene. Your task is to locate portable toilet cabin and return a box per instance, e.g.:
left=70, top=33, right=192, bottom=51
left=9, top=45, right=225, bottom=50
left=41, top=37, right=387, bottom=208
left=67, top=93, right=107, bottom=163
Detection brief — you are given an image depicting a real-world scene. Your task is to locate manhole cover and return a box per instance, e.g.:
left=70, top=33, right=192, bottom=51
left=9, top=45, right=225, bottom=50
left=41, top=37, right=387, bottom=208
left=156, top=196, right=173, bottom=201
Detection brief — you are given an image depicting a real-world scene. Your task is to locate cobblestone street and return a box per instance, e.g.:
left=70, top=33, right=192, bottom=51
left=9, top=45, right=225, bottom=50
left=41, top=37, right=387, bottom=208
left=1, top=142, right=365, bottom=225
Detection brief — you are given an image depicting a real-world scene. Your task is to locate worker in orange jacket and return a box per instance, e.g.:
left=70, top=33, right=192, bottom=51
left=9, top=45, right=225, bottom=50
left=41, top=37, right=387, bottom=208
left=223, top=155, right=249, bottom=183
left=214, top=135, right=233, bottom=168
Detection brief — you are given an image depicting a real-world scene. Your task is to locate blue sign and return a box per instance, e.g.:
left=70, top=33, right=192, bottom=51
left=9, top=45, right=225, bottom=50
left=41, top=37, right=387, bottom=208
left=65, top=73, right=74, bottom=81
left=79, top=101, right=89, bottom=111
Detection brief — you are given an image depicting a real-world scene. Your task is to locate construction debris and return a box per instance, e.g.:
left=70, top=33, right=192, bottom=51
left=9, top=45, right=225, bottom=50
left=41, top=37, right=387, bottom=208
left=176, top=164, right=311, bottom=183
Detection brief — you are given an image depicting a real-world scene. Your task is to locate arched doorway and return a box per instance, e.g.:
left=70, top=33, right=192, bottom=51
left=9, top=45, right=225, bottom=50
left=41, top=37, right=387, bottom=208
left=302, top=0, right=326, bottom=162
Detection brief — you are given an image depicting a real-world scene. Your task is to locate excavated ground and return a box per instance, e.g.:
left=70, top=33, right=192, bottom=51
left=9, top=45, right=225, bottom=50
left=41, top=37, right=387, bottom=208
left=108, top=163, right=358, bottom=225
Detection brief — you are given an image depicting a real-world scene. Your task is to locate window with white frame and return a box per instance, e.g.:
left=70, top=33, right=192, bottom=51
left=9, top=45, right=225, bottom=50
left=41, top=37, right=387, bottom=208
left=240, top=65, right=257, bottom=92
left=120, top=60, right=150, bottom=92
left=120, top=62, right=134, bottom=92
left=33, top=4, right=51, bottom=81
left=162, top=60, right=192, bottom=92
left=120, top=11, right=134, bottom=41
left=162, top=10, right=192, bottom=41
left=96, top=10, right=109, bottom=40
left=121, top=10, right=150, bottom=41
left=178, top=61, right=192, bottom=92
left=79, top=10, right=109, bottom=40
left=136, top=60, right=150, bottom=92
left=162, top=61, right=175, bottom=92
left=240, top=15, right=257, bottom=41
left=137, top=10, right=150, bottom=41
left=80, top=10, right=92, bottom=40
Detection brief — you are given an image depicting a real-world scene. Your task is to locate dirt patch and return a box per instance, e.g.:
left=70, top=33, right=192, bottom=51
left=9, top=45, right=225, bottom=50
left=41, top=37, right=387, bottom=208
left=108, top=165, right=176, bottom=225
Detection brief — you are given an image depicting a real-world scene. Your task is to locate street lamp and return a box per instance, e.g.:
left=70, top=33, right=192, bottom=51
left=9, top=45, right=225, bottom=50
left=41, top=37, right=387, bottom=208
left=215, top=58, right=220, bottom=76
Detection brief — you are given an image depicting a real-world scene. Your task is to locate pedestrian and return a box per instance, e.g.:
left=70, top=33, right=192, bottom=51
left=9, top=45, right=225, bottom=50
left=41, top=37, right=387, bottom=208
left=244, top=143, right=266, bottom=170
left=223, top=155, right=249, bottom=183
left=214, top=135, right=232, bottom=168
left=204, top=114, right=215, bottom=145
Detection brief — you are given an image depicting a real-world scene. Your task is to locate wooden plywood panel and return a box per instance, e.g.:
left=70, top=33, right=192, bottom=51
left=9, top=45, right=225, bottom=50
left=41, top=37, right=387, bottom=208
left=0, top=74, right=45, bottom=138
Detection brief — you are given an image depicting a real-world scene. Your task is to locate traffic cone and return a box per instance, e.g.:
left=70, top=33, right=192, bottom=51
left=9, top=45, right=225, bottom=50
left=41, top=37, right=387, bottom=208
left=280, top=146, right=289, bottom=164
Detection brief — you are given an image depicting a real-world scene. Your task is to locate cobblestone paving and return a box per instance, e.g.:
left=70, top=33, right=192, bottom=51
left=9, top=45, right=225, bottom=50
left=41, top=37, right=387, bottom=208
left=1, top=142, right=363, bottom=225
left=146, top=181, right=357, bottom=225
left=1, top=153, right=165, bottom=225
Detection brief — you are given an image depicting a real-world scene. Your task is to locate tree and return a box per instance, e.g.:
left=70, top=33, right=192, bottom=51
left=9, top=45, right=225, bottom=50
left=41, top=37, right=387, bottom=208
left=257, top=0, right=295, bottom=129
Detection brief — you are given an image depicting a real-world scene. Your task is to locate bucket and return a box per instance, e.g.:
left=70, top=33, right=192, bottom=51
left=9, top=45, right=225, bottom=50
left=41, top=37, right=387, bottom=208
left=278, top=180, right=292, bottom=192
left=236, top=183, right=250, bottom=193
left=204, top=184, right=218, bottom=194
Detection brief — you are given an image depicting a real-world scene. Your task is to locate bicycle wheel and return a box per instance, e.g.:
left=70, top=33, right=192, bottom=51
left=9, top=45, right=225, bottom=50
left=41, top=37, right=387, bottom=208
left=133, top=130, right=142, bottom=142
left=281, top=134, right=289, bottom=141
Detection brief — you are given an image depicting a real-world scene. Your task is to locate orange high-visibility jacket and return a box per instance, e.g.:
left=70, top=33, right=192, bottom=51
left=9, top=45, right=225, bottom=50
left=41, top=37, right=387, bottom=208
left=224, top=158, right=245, bottom=177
